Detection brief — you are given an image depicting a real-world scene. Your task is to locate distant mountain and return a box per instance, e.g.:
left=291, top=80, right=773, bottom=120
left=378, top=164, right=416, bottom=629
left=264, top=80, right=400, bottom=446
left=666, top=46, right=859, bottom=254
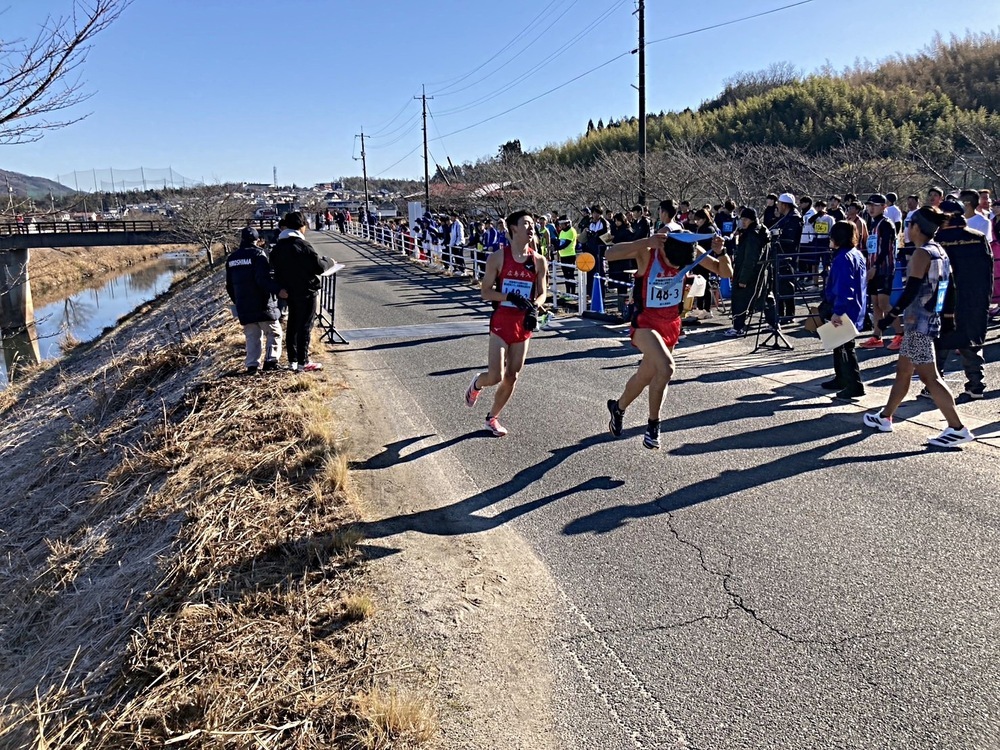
left=0, top=169, right=74, bottom=199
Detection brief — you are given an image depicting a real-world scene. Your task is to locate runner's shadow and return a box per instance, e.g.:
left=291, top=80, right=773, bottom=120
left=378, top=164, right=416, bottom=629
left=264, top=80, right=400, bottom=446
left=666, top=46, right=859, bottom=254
left=350, top=432, right=618, bottom=539
left=564, top=417, right=926, bottom=536
left=352, top=431, right=486, bottom=471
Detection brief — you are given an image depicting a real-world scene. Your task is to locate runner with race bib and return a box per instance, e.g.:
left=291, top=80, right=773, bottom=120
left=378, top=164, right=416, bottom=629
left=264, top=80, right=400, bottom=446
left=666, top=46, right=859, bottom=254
left=464, top=209, right=548, bottom=437
left=605, top=230, right=733, bottom=449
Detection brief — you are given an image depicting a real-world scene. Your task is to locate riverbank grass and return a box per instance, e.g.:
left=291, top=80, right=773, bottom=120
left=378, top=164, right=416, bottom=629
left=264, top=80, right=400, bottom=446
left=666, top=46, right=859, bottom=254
left=0, top=266, right=436, bottom=749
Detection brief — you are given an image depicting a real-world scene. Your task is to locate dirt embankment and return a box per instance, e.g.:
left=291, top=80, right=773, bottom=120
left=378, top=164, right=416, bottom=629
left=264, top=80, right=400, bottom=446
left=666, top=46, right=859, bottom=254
left=28, top=244, right=194, bottom=306
left=0, top=266, right=434, bottom=748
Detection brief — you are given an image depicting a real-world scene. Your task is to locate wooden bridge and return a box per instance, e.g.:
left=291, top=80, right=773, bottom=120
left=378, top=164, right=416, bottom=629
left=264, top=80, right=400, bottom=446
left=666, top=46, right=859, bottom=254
left=0, top=219, right=282, bottom=251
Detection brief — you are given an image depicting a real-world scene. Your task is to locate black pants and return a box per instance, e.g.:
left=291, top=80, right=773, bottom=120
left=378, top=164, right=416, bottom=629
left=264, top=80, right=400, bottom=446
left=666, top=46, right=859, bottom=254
left=693, top=266, right=712, bottom=311
left=452, top=245, right=466, bottom=273
left=832, top=340, right=863, bottom=391
left=730, top=284, right=757, bottom=332
left=559, top=255, right=577, bottom=295
left=286, top=294, right=317, bottom=365
left=935, top=342, right=985, bottom=394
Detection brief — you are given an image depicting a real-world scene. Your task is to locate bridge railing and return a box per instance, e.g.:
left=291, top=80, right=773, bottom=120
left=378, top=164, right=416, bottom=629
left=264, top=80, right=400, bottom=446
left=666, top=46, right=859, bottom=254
left=0, top=217, right=283, bottom=237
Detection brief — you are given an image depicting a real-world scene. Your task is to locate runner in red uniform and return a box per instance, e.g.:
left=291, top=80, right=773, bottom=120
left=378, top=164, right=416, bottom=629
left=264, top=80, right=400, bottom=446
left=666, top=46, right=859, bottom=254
left=464, top=210, right=548, bottom=436
left=606, top=230, right=732, bottom=448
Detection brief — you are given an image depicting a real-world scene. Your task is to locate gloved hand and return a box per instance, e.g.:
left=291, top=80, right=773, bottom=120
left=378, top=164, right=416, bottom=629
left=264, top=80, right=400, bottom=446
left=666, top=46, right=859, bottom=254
left=506, top=291, right=533, bottom=310
left=877, top=314, right=896, bottom=332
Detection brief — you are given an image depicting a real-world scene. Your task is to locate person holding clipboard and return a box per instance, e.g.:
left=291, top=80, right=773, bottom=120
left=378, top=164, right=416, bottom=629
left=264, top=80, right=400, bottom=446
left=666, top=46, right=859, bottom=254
left=819, top=220, right=868, bottom=400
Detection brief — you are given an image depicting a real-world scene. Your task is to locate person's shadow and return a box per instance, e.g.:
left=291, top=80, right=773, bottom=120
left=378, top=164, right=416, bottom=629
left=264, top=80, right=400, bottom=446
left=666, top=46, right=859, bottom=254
left=563, top=411, right=924, bottom=536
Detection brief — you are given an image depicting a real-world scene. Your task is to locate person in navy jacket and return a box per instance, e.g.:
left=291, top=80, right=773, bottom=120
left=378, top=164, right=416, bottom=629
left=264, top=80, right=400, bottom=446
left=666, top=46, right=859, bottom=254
left=822, top=220, right=868, bottom=399
left=226, top=226, right=283, bottom=373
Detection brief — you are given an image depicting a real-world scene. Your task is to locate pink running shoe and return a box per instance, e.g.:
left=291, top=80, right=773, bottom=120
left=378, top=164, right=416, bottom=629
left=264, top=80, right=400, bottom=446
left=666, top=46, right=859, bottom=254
left=485, top=416, right=507, bottom=437
left=465, top=374, right=481, bottom=408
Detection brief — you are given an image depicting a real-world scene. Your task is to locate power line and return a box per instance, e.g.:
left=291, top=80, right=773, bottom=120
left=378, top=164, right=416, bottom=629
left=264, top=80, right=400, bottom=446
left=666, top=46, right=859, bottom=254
left=435, top=0, right=628, bottom=117
left=430, top=51, right=632, bottom=142
left=367, top=112, right=421, bottom=143
left=428, top=0, right=567, bottom=96
left=367, top=98, right=415, bottom=137
left=646, top=0, right=817, bottom=46
left=430, top=0, right=818, bottom=144
left=367, top=120, right=421, bottom=150
left=371, top=143, right=422, bottom=178
left=432, top=0, right=594, bottom=100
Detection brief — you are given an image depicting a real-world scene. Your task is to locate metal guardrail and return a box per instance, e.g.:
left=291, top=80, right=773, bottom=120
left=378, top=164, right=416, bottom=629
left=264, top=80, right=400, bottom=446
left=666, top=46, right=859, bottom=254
left=0, top=218, right=283, bottom=237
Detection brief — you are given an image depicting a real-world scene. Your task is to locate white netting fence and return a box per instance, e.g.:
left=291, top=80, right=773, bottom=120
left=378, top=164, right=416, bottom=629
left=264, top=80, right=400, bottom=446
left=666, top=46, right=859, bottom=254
left=55, top=168, right=202, bottom=193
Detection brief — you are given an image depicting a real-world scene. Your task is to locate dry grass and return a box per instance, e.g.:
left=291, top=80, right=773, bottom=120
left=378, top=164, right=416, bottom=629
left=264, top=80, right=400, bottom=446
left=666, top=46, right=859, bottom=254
left=350, top=689, right=437, bottom=749
left=342, top=594, right=377, bottom=622
left=0, top=264, right=434, bottom=749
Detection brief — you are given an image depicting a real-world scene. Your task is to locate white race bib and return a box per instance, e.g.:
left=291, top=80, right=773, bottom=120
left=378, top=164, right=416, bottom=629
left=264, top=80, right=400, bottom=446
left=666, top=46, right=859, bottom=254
left=647, top=275, right=682, bottom=308
left=866, top=235, right=878, bottom=255
left=501, top=278, right=533, bottom=307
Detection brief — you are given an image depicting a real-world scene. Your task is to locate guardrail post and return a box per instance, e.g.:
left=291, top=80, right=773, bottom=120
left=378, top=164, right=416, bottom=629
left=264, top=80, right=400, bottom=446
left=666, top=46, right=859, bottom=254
left=577, top=268, right=586, bottom=315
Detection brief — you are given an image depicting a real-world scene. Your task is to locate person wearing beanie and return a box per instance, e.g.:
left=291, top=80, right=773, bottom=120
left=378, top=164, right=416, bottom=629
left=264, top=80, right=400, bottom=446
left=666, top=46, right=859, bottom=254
left=725, top=206, right=769, bottom=336
left=225, top=226, right=284, bottom=374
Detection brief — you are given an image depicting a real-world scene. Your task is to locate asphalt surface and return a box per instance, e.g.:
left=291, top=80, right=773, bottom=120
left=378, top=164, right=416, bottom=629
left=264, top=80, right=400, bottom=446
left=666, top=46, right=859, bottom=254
left=316, top=231, right=1000, bottom=750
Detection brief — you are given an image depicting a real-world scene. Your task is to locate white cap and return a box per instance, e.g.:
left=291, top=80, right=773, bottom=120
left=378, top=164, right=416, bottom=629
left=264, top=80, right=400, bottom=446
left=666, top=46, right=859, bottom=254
left=777, top=192, right=796, bottom=205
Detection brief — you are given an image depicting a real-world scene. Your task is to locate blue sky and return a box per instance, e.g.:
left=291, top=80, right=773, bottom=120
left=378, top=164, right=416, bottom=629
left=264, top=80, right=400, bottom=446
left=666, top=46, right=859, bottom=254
left=3, top=0, right=1000, bottom=189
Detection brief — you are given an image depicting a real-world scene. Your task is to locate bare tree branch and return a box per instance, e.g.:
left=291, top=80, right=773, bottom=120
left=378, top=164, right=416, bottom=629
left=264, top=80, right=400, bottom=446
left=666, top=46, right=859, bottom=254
left=0, top=0, right=132, bottom=145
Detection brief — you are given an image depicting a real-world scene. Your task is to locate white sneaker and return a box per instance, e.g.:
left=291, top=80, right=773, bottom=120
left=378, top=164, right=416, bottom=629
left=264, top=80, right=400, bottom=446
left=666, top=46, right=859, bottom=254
left=724, top=328, right=742, bottom=337
left=927, top=426, right=974, bottom=448
left=863, top=411, right=893, bottom=432
left=289, top=363, right=299, bottom=372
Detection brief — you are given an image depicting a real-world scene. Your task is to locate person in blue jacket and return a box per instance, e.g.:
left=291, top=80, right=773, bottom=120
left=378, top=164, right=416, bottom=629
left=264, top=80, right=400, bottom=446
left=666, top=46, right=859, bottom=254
left=821, top=220, right=868, bottom=399
left=226, top=226, right=283, bottom=374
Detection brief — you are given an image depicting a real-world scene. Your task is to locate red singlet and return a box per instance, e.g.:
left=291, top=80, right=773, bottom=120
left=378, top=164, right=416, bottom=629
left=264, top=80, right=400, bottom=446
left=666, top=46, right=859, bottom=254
left=490, top=245, right=538, bottom=345
left=631, top=247, right=682, bottom=348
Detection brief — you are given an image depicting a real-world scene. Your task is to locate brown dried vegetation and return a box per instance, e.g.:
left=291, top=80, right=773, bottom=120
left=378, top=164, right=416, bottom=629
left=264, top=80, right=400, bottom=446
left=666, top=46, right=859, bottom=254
left=0, top=266, right=435, bottom=748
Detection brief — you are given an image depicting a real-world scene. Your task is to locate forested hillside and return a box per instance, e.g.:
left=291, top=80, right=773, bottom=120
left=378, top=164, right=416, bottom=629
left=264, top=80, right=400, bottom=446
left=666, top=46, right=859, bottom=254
left=539, top=33, right=1000, bottom=165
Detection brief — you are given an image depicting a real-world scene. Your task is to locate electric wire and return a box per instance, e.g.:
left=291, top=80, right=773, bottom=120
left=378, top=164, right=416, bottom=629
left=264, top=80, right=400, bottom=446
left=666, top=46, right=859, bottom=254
left=645, top=0, right=817, bottom=46
left=432, top=0, right=596, bottom=100
left=430, top=50, right=632, bottom=142
left=436, top=0, right=628, bottom=117
left=367, top=112, right=421, bottom=141
left=371, top=143, right=422, bottom=177
left=366, top=98, right=415, bottom=137
left=367, top=121, right=421, bottom=150
left=428, top=0, right=567, bottom=96
left=431, top=0, right=818, bottom=143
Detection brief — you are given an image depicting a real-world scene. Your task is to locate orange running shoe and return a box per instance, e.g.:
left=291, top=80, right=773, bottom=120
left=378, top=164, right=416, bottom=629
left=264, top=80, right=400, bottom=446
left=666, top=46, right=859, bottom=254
left=887, top=334, right=904, bottom=351
left=858, top=336, right=884, bottom=349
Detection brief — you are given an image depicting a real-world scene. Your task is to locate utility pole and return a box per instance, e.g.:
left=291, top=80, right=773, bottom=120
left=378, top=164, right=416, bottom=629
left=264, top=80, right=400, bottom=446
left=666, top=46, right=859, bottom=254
left=636, top=0, right=647, bottom=207
left=273, top=166, right=277, bottom=189
left=356, top=129, right=371, bottom=226
left=415, top=84, right=434, bottom=212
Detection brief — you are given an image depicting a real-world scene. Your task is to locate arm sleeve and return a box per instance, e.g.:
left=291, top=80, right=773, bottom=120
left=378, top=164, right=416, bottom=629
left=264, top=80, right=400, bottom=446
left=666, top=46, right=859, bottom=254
left=226, top=266, right=235, bottom=303
left=890, top=275, right=924, bottom=315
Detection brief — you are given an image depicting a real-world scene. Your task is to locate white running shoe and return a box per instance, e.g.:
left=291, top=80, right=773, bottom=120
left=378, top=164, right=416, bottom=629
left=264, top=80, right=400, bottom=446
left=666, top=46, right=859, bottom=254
left=723, top=328, right=742, bottom=337
left=927, top=426, right=974, bottom=448
left=485, top=415, right=507, bottom=437
left=863, top=411, right=893, bottom=432
left=465, top=374, right=481, bottom=408
left=289, top=362, right=299, bottom=372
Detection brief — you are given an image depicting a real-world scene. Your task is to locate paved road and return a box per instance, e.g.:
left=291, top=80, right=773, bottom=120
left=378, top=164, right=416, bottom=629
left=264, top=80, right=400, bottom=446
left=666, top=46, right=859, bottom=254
left=317, top=231, right=1000, bottom=750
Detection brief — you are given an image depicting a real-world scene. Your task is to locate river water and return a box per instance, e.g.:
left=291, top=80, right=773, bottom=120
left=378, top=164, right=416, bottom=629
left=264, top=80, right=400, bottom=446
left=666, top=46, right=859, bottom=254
left=1, top=253, right=193, bottom=387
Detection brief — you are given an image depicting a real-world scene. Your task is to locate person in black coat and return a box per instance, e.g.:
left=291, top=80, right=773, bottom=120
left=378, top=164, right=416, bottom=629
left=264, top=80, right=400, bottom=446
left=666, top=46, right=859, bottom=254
left=934, top=204, right=994, bottom=399
left=226, top=226, right=283, bottom=373
left=269, top=211, right=333, bottom=372
left=607, top=212, right=636, bottom=319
